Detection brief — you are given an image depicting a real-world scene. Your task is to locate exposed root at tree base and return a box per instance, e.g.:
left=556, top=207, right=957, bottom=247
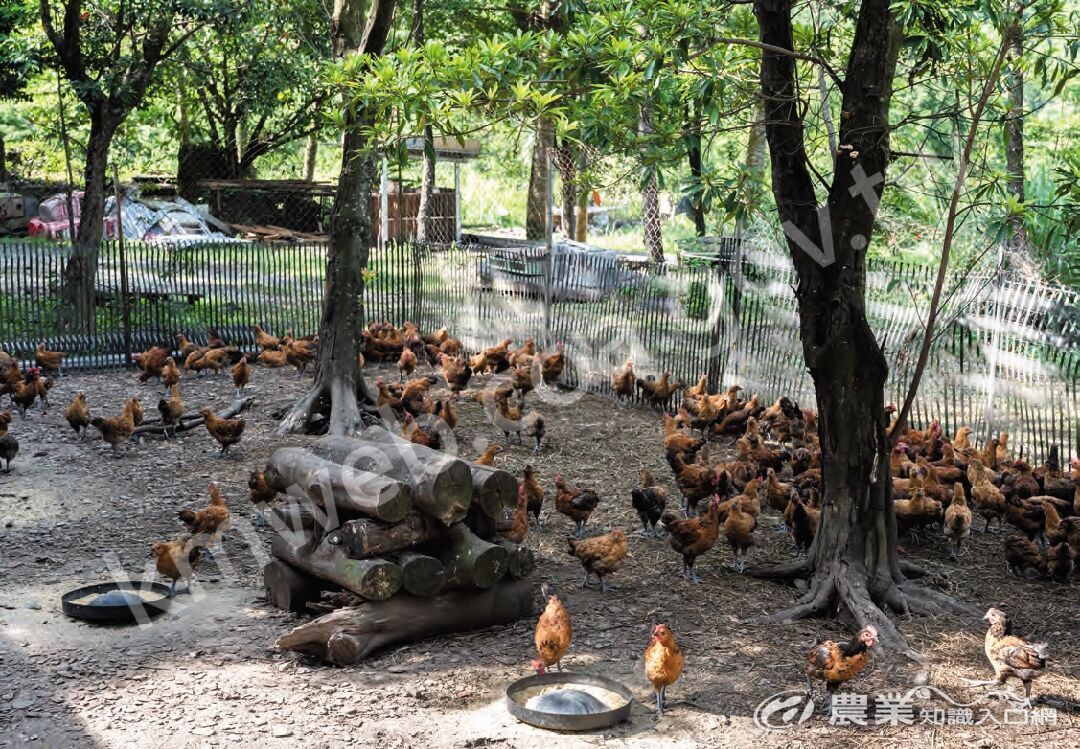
left=277, top=376, right=376, bottom=437
left=748, top=560, right=978, bottom=657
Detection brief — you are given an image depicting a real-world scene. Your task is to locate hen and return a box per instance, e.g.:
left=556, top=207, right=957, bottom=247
left=64, top=392, right=91, bottom=440
left=500, top=487, right=529, bottom=545
left=644, top=624, right=684, bottom=716
left=943, top=483, right=973, bottom=560
left=1004, top=534, right=1045, bottom=577
left=554, top=474, right=600, bottom=537
left=201, top=408, right=245, bottom=457
left=663, top=495, right=722, bottom=582
left=567, top=528, right=628, bottom=592
left=157, top=386, right=185, bottom=439
left=35, top=342, right=66, bottom=374
left=978, top=608, right=1048, bottom=700
left=806, top=625, right=878, bottom=697
left=611, top=358, right=635, bottom=403
left=521, top=465, right=545, bottom=528
left=90, top=400, right=136, bottom=456
left=179, top=483, right=232, bottom=549
left=636, top=372, right=682, bottom=411
left=631, top=468, right=667, bottom=537
left=474, top=442, right=504, bottom=466
left=0, top=412, right=17, bottom=471
left=538, top=341, right=565, bottom=385
left=134, top=346, right=171, bottom=383
left=1047, top=542, right=1074, bottom=583
left=152, top=536, right=201, bottom=596
left=252, top=324, right=281, bottom=351
left=532, top=583, right=572, bottom=673
left=231, top=355, right=251, bottom=395
left=160, top=356, right=181, bottom=389
left=722, top=497, right=756, bottom=572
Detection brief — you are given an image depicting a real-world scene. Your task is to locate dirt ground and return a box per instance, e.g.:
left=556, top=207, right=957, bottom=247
left=1, top=362, right=1078, bottom=748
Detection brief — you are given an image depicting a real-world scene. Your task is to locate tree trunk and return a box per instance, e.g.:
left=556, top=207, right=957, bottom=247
left=495, top=539, right=536, bottom=579
left=264, top=447, right=413, bottom=522
left=1003, top=2, right=1029, bottom=271
left=749, top=0, right=974, bottom=650
left=274, top=579, right=535, bottom=663
left=640, top=106, right=663, bottom=262
left=412, top=0, right=437, bottom=244
left=390, top=550, right=447, bottom=596
left=554, top=143, right=576, bottom=239
left=335, top=512, right=435, bottom=558
left=736, top=99, right=767, bottom=239
left=437, top=522, right=508, bottom=589
left=526, top=117, right=553, bottom=240
left=278, top=0, right=398, bottom=436
left=470, top=463, right=518, bottom=520
left=64, top=108, right=116, bottom=333
left=685, top=106, right=707, bottom=236
left=302, top=131, right=319, bottom=181
left=313, top=431, right=473, bottom=525
left=271, top=532, right=402, bottom=600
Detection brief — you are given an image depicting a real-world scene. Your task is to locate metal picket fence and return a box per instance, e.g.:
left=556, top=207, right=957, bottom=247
left=0, top=237, right=1077, bottom=462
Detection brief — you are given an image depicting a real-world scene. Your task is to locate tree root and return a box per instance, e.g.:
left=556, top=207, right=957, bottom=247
left=277, top=376, right=375, bottom=437
left=746, top=558, right=811, bottom=581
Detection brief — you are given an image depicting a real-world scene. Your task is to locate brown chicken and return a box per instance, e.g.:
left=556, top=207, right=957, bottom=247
left=538, top=341, right=565, bottom=385
left=1047, top=542, right=1074, bottom=583
left=764, top=468, right=793, bottom=513
left=501, top=486, right=529, bottom=545
left=644, top=624, right=684, bottom=716
left=554, top=474, right=600, bottom=537
left=128, top=396, right=144, bottom=427
left=567, top=528, right=628, bottom=592
left=152, top=536, right=201, bottom=596
left=970, top=461, right=1006, bottom=531
left=9, top=373, right=39, bottom=419
left=612, top=358, right=635, bottom=403
left=160, top=356, right=181, bottom=389
left=944, top=483, right=973, bottom=560
left=663, top=495, right=722, bottom=582
left=438, top=353, right=472, bottom=396
left=806, top=626, right=878, bottom=697
left=157, top=386, right=184, bottom=438
left=509, top=338, right=535, bottom=367
left=201, top=408, right=245, bottom=457
left=474, top=442, right=504, bottom=466
left=231, top=355, right=251, bottom=395
left=894, top=488, right=943, bottom=541
left=979, top=608, right=1048, bottom=699
left=258, top=348, right=288, bottom=368
left=1042, top=500, right=1080, bottom=550
left=510, top=363, right=536, bottom=403
left=0, top=411, right=18, bottom=471
left=135, top=346, right=171, bottom=383
left=663, top=413, right=705, bottom=459
left=734, top=435, right=789, bottom=473
left=179, top=483, right=232, bottom=549
left=35, top=342, right=65, bottom=374
left=252, top=324, right=281, bottom=350
left=64, top=392, right=91, bottom=439
left=669, top=452, right=719, bottom=514
left=176, top=334, right=202, bottom=363
left=637, top=372, right=682, bottom=411
left=1004, top=534, right=1046, bottom=577
left=284, top=338, right=317, bottom=374
left=786, top=490, right=820, bottom=552
left=90, top=400, right=136, bottom=456
left=522, top=464, right=545, bottom=528
left=723, top=497, right=756, bottom=572
left=532, top=583, right=572, bottom=673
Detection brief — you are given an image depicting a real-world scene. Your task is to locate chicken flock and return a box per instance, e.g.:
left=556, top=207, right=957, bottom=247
left=1, top=326, right=1071, bottom=714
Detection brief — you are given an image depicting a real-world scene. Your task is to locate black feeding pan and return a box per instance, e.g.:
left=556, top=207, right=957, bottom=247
left=61, top=581, right=173, bottom=624
left=505, top=671, right=634, bottom=732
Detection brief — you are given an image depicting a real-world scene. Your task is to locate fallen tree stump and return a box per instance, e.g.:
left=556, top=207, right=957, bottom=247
left=272, top=532, right=401, bottom=601
left=335, top=512, right=435, bottom=558
left=264, top=447, right=412, bottom=523
left=263, top=559, right=322, bottom=613
left=390, top=551, right=447, bottom=597
left=314, top=431, right=472, bottom=526
left=495, top=540, right=536, bottom=579
left=274, top=578, right=536, bottom=664
left=438, top=522, right=508, bottom=589
left=470, top=464, right=518, bottom=519
left=132, top=395, right=255, bottom=436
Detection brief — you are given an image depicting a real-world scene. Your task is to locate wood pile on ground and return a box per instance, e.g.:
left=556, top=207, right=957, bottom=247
left=262, top=427, right=536, bottom=664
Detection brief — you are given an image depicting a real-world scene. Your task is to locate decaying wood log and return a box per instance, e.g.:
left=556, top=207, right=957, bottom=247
left=271, top=499, right=331, bottom=536
left=132, top=395, right=255, bottom=436
left=495, top=540, right=536, bottom=579
left=274, top=579, right=536, bottom=664
left=390, top=551, right=447, bottom=597
left=264, top=447, right=412, bottom=522
left=313, top=431, right=472, bottom=526
left=334, top=512, right=435, bottom=559
left=271, top=532, right=401, bottom=601
left=438, top=522, right=508, bottom=589
left=470, top=464, right=518, bottom=519
left=263, top=559, right=322, bottom=613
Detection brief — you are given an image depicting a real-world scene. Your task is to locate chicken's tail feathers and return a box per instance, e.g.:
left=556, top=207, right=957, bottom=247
left=566, top=536, right=579, bottom=556
left=178, top=509, right=197, bottom=528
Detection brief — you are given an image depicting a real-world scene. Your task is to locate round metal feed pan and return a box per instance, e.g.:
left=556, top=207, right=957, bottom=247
left=505, top=671, right=633, bottom=731
left=61, top=581, right=173, bottom=624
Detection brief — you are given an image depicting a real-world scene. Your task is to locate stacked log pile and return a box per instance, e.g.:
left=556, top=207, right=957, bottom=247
left=262, top=428, right=537, bottom=663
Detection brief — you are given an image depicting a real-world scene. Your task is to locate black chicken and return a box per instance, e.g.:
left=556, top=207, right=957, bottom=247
left=631, top=469, right=668, bottom=537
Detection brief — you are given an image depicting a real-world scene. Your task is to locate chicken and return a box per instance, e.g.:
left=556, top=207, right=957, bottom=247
left=284, top=338, right=317, bottom=374
left=538, top=341, right=565, bottom=385
left=1003, top=495, right=1045, bottom=544
left=501, top=486, right=529, bottom=545
left=510, top=364, right=536, bottom=403
left=522, top=465, right=545, bottom=528
left=644, top=624, right=684, bottom=716
left=258, top=348, right=288, bottom=368
left=1004, top=534, right=1046, bottom=577
left=734, top=435, right=789, bottom=473
left=90, top=400, right=136, bottom=456
left=1001, top=459, right=1040, bottom=501
left=64, top=392, right=91, bottom=439
left=764, top=468, right=793, bottom=513
left=179, top=483, right=232, bottom=549
left=128, top=396, right=145, bottom=428
left=157, top=386, right=185, bottom=439
left=160, top=356, right=181, bottom=389
left=34, top=342, right=65, bottom=374
left=9, top=373, right=39, bottom=419
left=474, top=442, right=504, bottom=466
left=663, top=414, right=705, bottom=460
left=532, top=583, right=571, bottom=673
left=631, top=468, right=667, bottom=537
left=201, top=408, right=245, bottom=457
left=554, top=474, right=600, bottom=537
left=722, top=497, right=756, bottom=572
left=669, top=452, right=720, bottom=514
left=713, top=394, right=762, bottom=436
left=979, top=607, right=1048, bottom=700
left=893, top=488, right=943, bottom=542
left=206, top=328, right=228, bottom=348
left=1034, top=445, right=1075, bottom=500
left=636, top=372, right=682, bottom=411
left=248, top=469, right=278, bottom=506
left=402, top=412, right=442, bottom=450
left=663, top=495, right=722, bottom=582
left=786, top=490, right=819, bottom=551
left=944, top=483, right=973, bottom=560
left=151, top=536, right=200, bottom=596
left=612, top=358, right=635, bottom=403
left=438, top=353, right=472, bottom=396
left=176, top=334, right=202, bottom=363
left=567, top=528, right=628, bottom=592
left=523, top=411, right=546, bottom=454
left=134, top=346, right=171, bottom=382
left=1047, top=542, right=1074, bottom=583
left=0, top=412, right=17, bottom=472
left=806, top=626, right=878, bottom=697
left=436, top=398, right=458, bottom=430
left=231, top=355, right=251, bottom=395
left=970, top=461, right=1006, bottom=532
left=1042, top=500, right=1080, bottom=550
left=424, top=326, right=449, bottom=348
left=509, top=338, right=535, bottom=367
left=252, top=324, right=281, bottom=351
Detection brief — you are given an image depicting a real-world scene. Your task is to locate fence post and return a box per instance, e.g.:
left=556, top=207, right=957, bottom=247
left=380, top=156, right=389, bottom=250
left=112, top=165, right=132, bottom=367
left=453, top=161, right=462, bottom=244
